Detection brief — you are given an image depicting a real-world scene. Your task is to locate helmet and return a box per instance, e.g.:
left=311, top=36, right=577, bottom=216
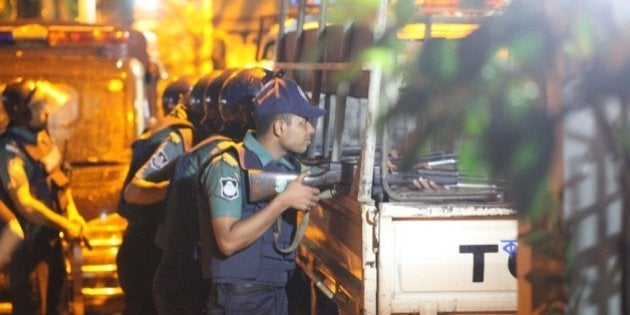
left=161, top=79, right=190, bottom=115
left=2, top=78, right=38, bottom=123
left=218, top=68, right=274, bottom=139
left=200, top=69, right=238, bottom=136
left=1, top=78, right=60, bottom=127
left=188, top=74, right=217, bottom=133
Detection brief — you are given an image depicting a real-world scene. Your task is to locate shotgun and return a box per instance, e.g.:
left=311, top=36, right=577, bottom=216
left=247, top=162, right=458, bottom=203
left=247, top=163, right=343, bottom=203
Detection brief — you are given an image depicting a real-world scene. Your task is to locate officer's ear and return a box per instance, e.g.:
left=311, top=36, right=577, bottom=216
left=272, top=117, right=287, bottom=137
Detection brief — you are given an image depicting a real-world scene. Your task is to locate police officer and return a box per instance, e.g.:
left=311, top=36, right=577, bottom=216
left=200, top=76, right=325, bottom=314
left=0, top=78, right=88, bottom=314
left=116, top=78, right=194, bottom=315
left=188, top=75, right=217, bottom=143
left=152, top=67, right=275, bottom=315
left=161, top=78, right=190, bottom=115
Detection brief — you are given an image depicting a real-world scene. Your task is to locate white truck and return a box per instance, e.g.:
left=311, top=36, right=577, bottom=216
left=262, top=1, right=517, bottom=314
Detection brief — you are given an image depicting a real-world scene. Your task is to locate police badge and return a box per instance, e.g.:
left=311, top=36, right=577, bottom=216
left=220, top=177, right=239, bottom=200
left=150, top=150, right=169, bottom=170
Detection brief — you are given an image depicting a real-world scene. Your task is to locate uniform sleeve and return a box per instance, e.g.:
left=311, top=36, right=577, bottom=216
left=135, top=131, right=186, bottom=182
left=199, top=155, right=243, bottom=219
left=0, top=145, right=25, bottom=194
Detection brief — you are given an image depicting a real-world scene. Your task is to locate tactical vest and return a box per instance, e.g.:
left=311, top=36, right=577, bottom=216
left=0, top=128, right=68, bottom=251
left=204, top=145, right=301, bottom=287
left=154, top=135, right=231, bottom=259
left=117, top=117, right=193, bottom=228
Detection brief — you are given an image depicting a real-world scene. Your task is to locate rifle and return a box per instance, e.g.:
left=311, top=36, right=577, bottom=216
left=247, top=163, right=341, bottom=203
left=247, top=162, right=459, bottom=203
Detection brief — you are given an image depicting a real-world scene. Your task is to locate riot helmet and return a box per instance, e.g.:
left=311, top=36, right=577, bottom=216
left=1, top=78, right=66, bottom=129
left=188, top=74, right=217, bottom=136
left=161, top=78, right=190, bottom=115
left=218, top=67, right=274, bottom=139
left=200, top=69, right=238, bottom=137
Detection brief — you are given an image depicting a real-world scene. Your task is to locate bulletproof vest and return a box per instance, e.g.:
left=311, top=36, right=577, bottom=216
left=207, top=146, right=301, bottom=286
left=117, top=117, right=193, bottom=227
left=154, top=134, right=232, bottom=259
left=0, top=128, right=67, bottom=250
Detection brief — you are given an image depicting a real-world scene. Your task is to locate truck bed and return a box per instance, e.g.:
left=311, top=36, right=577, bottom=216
left=297, top=196, right=517, bottom=315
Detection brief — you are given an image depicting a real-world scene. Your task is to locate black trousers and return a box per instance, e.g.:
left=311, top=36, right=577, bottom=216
left=117, top=227, right=161, bottom=315
left=8, top=238, right=66, bottom=315
left=152, top=256, right=210, bottom=315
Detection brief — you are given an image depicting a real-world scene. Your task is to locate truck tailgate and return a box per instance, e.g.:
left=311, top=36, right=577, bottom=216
left=378, top=203, right=517, bottom=314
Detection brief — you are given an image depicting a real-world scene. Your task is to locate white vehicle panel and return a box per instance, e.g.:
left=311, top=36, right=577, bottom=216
left=395, top=219, right=517, bottom=292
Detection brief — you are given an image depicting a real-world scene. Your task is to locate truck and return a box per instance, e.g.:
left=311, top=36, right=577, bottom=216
left=259, top=1, right=517, bottom=314
left=0, top=21, right=157, bottom=313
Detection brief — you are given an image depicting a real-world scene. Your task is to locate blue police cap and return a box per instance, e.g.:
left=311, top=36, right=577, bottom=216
left=253, top=77, right=325, bottom=120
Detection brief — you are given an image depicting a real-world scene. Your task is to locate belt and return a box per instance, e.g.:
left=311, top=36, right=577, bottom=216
left=221, top=283, right=275, bottom=294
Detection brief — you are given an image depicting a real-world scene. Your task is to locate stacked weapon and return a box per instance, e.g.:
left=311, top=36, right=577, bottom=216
left=247, top=152, right=507, bottom=203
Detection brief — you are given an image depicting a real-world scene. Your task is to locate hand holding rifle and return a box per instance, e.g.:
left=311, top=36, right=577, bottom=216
left=412, top=175, right=450, bottom=191
left=275, top=172, right=320, bottom=211
left=61, top=191, right=92, bottom=250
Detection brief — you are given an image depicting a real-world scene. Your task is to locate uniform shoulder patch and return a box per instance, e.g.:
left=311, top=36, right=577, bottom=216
left=4, top=141, right=22, bottom=156
left=220, top=177, right=239, bottom=200
left=150, top=150, right=169, bottom=170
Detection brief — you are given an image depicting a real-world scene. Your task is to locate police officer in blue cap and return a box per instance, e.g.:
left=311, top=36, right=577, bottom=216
left=153, top=67, right=278, bottom=315
left=200, top=76, right=325, bottom=314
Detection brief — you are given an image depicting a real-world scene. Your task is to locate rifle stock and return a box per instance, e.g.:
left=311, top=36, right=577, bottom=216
left=247, top=166, right=342, bottom=203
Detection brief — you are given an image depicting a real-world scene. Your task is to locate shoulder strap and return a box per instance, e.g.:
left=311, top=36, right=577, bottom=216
left=125, top=121, right=190, bottom=185
left=7, top=132, right=40, bottom=163
left=149, top=116, right=194, bottom=137
left=205, top=141, right=246, bottom=171
left=273, top=154, right=309, bottom=254
left=8, top=132, right=68, bottom=188
left=273, top=212, right=309, bottom=254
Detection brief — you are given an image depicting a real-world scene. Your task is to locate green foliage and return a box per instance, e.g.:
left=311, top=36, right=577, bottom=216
left=327, top=0, right=380, bottom=26
left=334, top=0, right=629, bottom=312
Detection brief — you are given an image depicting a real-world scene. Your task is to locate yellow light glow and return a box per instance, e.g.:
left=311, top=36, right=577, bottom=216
left=82, top=264, right=117, bottom=273
left=82, top=287, right=124, bottom=296
left=36, top=81, right=69, bottom=105
left=496, top=47, right=510, bottom=60
left=397, top=23, right=480, bottom=40
left=108, top=79, right=124, bottom=92
left=12, top=23, right=48, bottom=40
left=127, top=112, right=135, bottom=123
left=82, top=238, right=122, bottom=247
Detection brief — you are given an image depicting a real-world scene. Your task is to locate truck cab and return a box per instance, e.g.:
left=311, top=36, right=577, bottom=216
left=0, top=21, right=156, bottom=313
left=261, top=1, right=516, bottom=314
